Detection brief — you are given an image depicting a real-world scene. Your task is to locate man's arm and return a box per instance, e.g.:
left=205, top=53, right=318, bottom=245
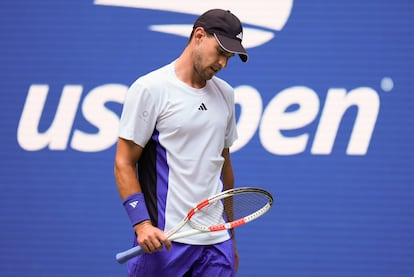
left=221, top=148, right=234, bottom=191
left=221, top=148, right=239, bottom=271
left=114, top=137, right=143, bottom=198
left=114, top=137, right=171, bottom=253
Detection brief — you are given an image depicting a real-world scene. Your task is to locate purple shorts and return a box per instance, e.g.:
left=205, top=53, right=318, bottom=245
left=127, top=239, right=235, bottom=277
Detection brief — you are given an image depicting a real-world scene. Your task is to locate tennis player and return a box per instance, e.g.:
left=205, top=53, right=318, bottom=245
left=114, top=9, right=248, bottom=276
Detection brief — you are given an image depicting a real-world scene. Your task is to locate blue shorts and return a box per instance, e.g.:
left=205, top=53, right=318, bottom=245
left=127, top=239, right=235, bottom=277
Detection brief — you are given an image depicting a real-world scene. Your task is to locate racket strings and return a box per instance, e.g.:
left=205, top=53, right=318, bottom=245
left=189, top=192, right=271, bottom=231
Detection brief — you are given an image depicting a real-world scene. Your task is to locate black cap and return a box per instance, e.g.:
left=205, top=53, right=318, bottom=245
left=193, top=9, right=248, bottom=62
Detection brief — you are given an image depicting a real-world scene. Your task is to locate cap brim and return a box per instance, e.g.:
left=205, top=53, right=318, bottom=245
left=214, top=34, right=248, bottom=62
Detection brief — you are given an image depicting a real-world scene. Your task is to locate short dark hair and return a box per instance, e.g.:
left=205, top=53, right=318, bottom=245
left=188, top=27, right=213, bottom=44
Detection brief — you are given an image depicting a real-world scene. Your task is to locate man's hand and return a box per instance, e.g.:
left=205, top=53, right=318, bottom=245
left=134, top=220, right=172, bottom=253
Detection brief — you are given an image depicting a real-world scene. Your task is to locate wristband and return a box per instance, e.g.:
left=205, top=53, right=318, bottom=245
left=123, top=192, right=150, bottom=226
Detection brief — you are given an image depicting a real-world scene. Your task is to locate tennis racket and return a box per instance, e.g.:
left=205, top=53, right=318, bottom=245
left=116, top=187, right=273, bottom=264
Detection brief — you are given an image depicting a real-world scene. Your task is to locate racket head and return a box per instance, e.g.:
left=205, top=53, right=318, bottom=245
left=187, top=187, right=273, bottom=232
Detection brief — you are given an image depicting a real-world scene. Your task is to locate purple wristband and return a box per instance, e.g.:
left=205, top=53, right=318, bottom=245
left=123, top=192, right=150, bottom=226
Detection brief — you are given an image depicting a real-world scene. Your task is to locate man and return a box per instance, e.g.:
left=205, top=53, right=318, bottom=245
left=114, top=9, right=248, bottom=276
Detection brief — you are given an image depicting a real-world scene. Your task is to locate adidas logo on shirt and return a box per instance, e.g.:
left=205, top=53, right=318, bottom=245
left=198, top=103, right=207, bottom=111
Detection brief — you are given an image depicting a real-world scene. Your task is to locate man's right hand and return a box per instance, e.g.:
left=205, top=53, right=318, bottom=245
left=134, top=220, right=172, bottom=253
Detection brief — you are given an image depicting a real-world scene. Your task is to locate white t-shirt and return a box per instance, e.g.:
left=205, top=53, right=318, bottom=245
left=119, top=61, right=238, bottom=245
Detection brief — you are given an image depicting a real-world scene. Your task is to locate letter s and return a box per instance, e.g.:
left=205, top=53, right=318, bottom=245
left=71, top=84, right=127, bottom=152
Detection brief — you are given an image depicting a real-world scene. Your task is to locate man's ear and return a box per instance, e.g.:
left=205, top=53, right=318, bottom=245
left=193, top=27, right=206, bottom=42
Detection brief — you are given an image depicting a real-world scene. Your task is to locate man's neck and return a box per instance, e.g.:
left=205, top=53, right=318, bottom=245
left=174, top=51, right=206, bottom=89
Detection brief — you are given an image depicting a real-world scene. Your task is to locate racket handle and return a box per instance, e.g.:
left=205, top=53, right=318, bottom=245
left=116, top=245, right=144, bottom=264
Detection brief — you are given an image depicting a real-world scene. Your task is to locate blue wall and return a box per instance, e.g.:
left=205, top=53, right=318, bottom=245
left=1, top=1, right=413, bottom=276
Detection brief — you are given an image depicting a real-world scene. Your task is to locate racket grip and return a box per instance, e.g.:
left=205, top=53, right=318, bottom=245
left=116, top=245, right=144, bottom=264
